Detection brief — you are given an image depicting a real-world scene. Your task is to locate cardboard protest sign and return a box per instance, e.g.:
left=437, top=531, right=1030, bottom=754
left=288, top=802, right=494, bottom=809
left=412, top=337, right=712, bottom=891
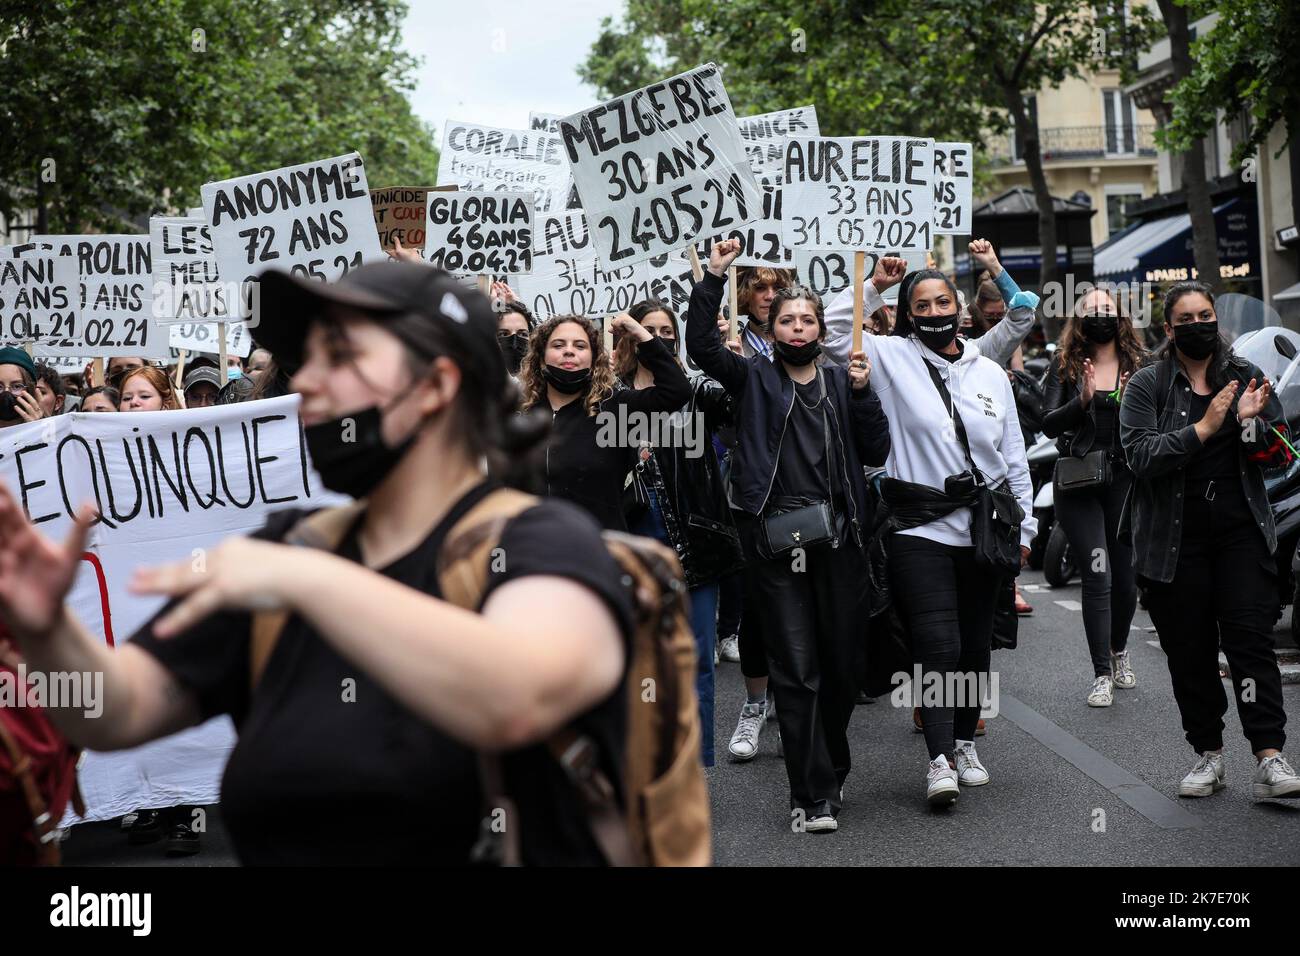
left=424, top=190, right=534, bottom=274
left=21, top=235, right=166, bottom=358
left=369, top=185, right=459, bottom=251
left=932, top=142, right=973, bottom=236
left=167, top=320, right=252, bottom=358
left=694, top=171, right=790, bottom=268
left=559, top=63, right=761, bottom=268
left=529, top=111, right=563, bottom=133
left=150, top=216, right=249, bottom=324
left=737, top=105, right=820, bottom=175
left=0, top=249, right=80, bottom=348
left=201, top=152, right=384, bottom=291
left=795, top=249, right=927, bottom=299
left=782, top=137, right=935, bottom=253
left=516, top=209, right=696, bottom=320
left=0, top=396, right=347, bottom=824
left=438, top=121, right=570, bottom=213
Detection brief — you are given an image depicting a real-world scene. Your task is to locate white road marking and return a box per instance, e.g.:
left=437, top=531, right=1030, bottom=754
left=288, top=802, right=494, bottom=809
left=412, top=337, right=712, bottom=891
left=1054, top=600, right=1083, bottom=611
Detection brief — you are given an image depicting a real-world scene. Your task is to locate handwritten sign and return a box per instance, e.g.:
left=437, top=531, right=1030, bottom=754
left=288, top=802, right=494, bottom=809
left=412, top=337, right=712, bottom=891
left=424, top=190, right=534, bottom=274
left=737, top=105, right=820, bottom=175
left=932, top=142, right=973, bottom=235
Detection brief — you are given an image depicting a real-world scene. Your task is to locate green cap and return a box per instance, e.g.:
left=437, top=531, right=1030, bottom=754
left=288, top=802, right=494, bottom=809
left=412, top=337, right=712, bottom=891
left=0, top=346, right=37, bottom=381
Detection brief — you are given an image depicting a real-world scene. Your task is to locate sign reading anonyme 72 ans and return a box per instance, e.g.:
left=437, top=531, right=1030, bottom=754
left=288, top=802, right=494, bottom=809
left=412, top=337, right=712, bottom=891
left=559, top=63, right=761, bottom=268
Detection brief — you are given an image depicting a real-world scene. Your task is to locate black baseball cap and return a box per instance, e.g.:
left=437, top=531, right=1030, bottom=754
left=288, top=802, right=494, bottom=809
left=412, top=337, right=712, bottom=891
left=256, top=262, right=503, bottom=389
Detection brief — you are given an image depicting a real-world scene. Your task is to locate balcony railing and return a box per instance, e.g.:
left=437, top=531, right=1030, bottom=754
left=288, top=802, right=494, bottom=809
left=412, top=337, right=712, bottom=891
left=988, top=125, right=1157, bottom=166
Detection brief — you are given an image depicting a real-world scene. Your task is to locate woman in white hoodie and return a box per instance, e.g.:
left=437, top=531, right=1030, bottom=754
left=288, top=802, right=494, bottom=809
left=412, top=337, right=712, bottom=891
left=848, top=259, right=1036, bottom=807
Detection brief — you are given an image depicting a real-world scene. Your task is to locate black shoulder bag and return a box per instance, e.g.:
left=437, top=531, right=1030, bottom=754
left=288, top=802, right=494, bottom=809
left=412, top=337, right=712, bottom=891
left=922, top=359, right=1024, bottom=576
left=759, top=367, right=837, bottom=557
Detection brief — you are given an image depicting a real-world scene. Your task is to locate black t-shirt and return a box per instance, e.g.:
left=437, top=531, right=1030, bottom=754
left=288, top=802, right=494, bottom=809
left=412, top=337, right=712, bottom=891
left=772, top=374, right=842, bottom=507
left=1089, top=390, right=1122, bottom=456
left=130, top=481, right=634, bottom=866
left=1185, top=390, right=1240, bottom=484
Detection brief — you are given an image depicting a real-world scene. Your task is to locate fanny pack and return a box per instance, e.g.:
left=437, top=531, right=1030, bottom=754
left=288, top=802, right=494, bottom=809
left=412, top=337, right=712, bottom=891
left=922, top=357, right=1024, bottom=576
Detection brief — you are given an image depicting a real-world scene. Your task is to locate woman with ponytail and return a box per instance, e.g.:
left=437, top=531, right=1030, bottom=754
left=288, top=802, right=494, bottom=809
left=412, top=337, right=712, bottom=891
left=519, top=311, right=691, bottom=531
left=844, top=257, right=1037, bottom=808
left=0, top=262, right=636, bottom=865
left=1120, top=280, right=1300, bottom=801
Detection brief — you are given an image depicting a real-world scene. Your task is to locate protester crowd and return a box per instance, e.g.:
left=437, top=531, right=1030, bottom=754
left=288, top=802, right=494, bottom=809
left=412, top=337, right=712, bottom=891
left=2, top=226, right=1300, bottom=868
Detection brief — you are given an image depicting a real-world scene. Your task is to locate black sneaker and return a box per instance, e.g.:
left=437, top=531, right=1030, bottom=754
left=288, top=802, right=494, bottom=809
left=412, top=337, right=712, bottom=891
left=165, top=823, right=202, bottom=856
left=125, top=809, right=164, bottom=845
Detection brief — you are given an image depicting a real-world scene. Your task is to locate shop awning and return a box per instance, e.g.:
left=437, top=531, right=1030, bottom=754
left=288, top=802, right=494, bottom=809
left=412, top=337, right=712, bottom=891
left=1094, top=198, right=1256, bottom=283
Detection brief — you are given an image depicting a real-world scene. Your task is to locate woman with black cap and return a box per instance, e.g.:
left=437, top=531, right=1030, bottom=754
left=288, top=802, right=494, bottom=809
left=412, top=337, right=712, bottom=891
left=850, top=257, right=1036, bottom=808
left=1120, top=280, right=1300, bottom=801
left=0, top=347, right=46, bottom=428
left=0, top=262, right=639, bottom=865
left=685, top=239, right=891, bottom=833
left=518, top=312, right=691, bottom=531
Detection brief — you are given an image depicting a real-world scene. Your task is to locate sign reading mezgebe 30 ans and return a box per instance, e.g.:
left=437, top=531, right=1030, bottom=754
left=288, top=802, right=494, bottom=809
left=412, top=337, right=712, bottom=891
left=0, top=396, right=346, bottom=825
left=559, top=63, right=761, bottom=268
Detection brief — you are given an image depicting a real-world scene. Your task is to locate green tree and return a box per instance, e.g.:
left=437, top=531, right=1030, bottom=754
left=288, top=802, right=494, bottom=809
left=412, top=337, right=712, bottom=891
left=580, top=0, right=1158, bottom=321
left=0, top=0, right=438, bottom=235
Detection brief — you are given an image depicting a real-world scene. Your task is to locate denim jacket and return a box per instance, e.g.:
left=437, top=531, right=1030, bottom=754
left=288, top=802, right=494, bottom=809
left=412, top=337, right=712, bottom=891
left=1118, top=352, right=1291, bottom=583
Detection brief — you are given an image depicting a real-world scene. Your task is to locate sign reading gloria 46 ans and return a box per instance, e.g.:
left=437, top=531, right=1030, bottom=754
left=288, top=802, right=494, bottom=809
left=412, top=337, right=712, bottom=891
left=424, top=190, right=534, bottom=275
left=201, top=152, right=384, bottom=288
left=559, top=63, right=761, bottom=268
left=782, top=136, right=935, bottom=253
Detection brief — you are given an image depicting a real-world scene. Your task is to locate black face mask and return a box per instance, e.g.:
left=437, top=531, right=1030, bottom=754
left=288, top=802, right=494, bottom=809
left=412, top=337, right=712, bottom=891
left=304, top=404, right=416, bottom=499
left=542, top=364, right=592, bottom=394
left=0, top=392, right=19, bottom=422
left=774, top=339, right=822, bottom=366
left=1081, top=313, right=1119, bottom=344
left=498, top=333, right=528, bottom=375
left=915, top=312, right=960, bottom=352
left=1172, top=321, right=1219, bottom=361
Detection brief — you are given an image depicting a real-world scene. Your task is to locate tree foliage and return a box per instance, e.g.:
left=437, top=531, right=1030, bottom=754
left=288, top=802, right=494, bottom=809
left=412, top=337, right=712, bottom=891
left=1158, top=0, right=1300, bottom=165
left=0, top=0, right=439, bottom=234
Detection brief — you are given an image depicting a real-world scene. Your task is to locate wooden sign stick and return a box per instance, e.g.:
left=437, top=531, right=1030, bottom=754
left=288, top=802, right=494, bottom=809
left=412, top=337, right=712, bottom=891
left=852, top=251, right=866, bottom=357
left=218, top=322, right=229, bottom=385
left=174, top=349, right=189, bottom=391
left=728, top=266, right=740, bottom=341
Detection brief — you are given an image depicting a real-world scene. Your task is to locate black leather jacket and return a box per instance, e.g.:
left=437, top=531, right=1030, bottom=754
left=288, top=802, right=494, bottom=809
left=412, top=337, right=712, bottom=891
left=630, top=375, right=744, bottom=588
left=1042, top=352, right=1128, bottom=460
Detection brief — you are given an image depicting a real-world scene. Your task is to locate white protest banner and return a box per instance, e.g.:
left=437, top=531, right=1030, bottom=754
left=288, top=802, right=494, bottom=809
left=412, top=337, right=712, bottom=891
left=559, top=62, right=761, bottom=268
left=737, top=105, right=820, bottom=174
left=694, top=170, right=790, bottom=268
left=438, top=121, right=570, bottom=213
left=529, top=111, right=563, bottom=133
left=796, top=249, right=928, bottom=299
left=517, top=209, right=697, bottom=319
left=150, top=216, right=248, bottom=324
left=22, top=235, right=166, bottom=358
left=932, top=142, right=974, bottom=236
left=782, top=137, right=934, bottom=253
left=201, top=152, right=384, bottom=293
left=168, top=320, right=252, bottom=358
left=424, top=190, right=534, bottom=274
left=0, top=249, right=80, bottom=347
left=0, top=396, right=346, bottom=824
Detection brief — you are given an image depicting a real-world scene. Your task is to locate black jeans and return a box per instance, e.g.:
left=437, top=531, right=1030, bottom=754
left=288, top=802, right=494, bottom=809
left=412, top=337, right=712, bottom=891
left=889, top=535, right=1001, bottom=761
left=1054, top=467, right=1137, bottom=677
left=1141, top=481, right=1287, bottom=754
left=748, top=534, right=866, bottom=816
left=717, top=569, right=743, bottom=641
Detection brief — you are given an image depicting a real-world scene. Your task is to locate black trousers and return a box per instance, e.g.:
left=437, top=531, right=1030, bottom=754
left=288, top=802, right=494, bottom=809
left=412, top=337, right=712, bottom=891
left=748, top=534, right=867, bottom=816
left=1141, top=481, right=1287, bottom=754
left=889, top=534, right=1002, bottom=761
left=717, top=569, right=743, bottom=641
left=1054, top=467, right=1137, bottom=676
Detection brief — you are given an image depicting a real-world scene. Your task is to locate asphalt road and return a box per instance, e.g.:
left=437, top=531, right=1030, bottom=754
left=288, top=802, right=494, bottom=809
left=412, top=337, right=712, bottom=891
left=60, top=568, right=1300, bottom=867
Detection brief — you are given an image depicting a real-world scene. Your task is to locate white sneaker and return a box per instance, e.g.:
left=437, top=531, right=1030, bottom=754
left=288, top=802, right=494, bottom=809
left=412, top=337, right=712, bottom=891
left=954, top=741, right=990, bottom=786
left=804, top=814, right=838, bottom=833
left=1178, top=751, right=1227, bottom=797
left=926, top=756, right=959, bottom=806
left=1087, top=675, right=1114, bottom=708
left=1111, top=651, right=1136, bottom=689
left=728, top=702, right=766, bottom=761
left=1252, top=754, right=1300, bottom=799
left=718, top=634, right=740, bottom=663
